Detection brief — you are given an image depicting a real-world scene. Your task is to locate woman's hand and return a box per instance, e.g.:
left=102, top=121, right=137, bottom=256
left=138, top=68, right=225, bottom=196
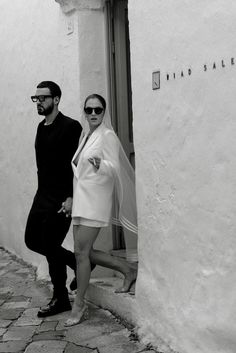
left=58, top=197, right=73, bottom=217
left=88, top=157, right=101, bottom=170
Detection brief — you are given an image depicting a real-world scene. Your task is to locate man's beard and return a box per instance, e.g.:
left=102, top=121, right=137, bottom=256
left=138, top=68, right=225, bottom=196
left=37, top=103, right=54, bottom=116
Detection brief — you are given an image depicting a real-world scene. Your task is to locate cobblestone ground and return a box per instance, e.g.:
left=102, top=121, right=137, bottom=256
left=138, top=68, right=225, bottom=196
left=0, top=247, right=154, bottom=353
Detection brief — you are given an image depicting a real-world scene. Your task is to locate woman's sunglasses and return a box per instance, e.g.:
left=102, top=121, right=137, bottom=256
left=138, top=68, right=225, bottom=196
left=84, top=107, right=104, bottom=115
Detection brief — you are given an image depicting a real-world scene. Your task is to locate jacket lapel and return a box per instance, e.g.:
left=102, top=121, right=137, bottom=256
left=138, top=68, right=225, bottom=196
left=71, top=134, right=88, bottom=176
left=72, top=124, right=104, bottom=177
left=82, top=124, right=102, bottom=152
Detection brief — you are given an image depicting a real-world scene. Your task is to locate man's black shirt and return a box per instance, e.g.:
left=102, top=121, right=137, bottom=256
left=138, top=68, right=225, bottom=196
left=35, top=112, right=82, bottom=202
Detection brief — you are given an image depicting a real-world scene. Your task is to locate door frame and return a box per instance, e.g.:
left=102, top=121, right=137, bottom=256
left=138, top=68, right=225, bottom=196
left=105, top=0, right=135, bottom=250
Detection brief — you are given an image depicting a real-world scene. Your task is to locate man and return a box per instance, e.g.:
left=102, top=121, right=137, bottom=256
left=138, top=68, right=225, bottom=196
left=25, top=81, right=82, bottom=317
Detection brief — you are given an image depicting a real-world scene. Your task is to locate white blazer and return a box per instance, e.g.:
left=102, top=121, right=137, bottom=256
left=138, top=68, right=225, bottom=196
left=71, top=123, right=119, bottom=222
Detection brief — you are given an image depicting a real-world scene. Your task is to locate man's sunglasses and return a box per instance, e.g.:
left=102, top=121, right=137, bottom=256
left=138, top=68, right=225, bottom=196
left=31, top=95, right=53, bottom=103
left=84, top=107, right=104, bottom=115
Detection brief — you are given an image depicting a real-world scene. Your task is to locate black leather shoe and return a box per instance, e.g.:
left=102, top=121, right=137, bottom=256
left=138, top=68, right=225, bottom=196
left=70, top=263, right=96, bottom=291
left=37, top=297, right=71, bottom=317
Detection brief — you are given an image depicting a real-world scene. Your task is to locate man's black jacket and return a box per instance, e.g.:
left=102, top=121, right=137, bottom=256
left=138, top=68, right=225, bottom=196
left=34, top=112, right=82, bottom=207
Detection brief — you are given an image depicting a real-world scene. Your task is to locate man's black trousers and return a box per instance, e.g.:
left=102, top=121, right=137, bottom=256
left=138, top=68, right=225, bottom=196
left=25, top=193, right=76, bottom=299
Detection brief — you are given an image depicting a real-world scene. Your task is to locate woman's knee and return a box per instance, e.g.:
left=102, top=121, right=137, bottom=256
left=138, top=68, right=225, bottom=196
left=74, top=244, right=89, bottom=257
left=74, top=240, right=92, bottom=263
left=74, top=250, right=90, bottom=266
left=73, top=225, right=100, bottom=262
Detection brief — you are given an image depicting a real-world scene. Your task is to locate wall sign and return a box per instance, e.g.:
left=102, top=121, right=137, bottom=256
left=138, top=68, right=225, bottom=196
left=152, top=57, right=235, bottom=90
left=152, top=71, right=160, bottom=90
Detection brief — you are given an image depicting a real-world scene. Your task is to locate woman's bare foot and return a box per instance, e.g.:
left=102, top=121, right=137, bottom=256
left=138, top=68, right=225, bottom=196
left=115, top=268, right=137, bottom=293
left=64, top=303, right=89, bottom=327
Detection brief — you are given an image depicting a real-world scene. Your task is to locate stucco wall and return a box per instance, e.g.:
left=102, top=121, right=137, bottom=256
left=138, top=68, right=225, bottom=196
left=129, top=1, right=236, bottom=353
left=0, top=0, right=113, bottom=279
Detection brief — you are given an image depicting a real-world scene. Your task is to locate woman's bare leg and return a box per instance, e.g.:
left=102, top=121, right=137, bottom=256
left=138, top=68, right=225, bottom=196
left=65, top=225, right=100, bottom=326
left=90, top=249, right=137, bottom=292
left=74, top=226, right=100, bottom=305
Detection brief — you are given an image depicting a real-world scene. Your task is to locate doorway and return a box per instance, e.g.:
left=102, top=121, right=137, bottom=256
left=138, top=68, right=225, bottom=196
left=106, top=0, right=137, bottom=260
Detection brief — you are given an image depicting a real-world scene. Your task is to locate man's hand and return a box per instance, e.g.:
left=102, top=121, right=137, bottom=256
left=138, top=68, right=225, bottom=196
left=58, top=197, right=72, bottom=217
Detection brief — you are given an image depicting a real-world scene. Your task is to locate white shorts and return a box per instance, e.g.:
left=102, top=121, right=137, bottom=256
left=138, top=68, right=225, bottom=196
left=72, top=217, right=109, bottom=228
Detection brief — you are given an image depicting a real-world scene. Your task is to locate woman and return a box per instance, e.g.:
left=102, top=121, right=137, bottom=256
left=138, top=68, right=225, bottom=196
left=65, top=94, right=138, bottom=327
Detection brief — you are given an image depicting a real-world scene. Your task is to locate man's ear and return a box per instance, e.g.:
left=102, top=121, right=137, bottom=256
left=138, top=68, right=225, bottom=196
left=54, top=96, right=60, bottom=105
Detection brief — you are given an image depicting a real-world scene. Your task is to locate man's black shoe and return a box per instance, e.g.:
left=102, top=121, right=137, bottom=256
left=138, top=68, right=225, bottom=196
left=70, top=262, right=96, bottom=291
left=37, top=297, right=71, bottom=317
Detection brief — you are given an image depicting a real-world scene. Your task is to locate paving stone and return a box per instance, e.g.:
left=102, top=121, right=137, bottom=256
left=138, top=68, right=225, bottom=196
left=24, top=287, right=50, bottom=308
left=28, top=297, right=47, bottom=308
left=2, top=301, right=30, bottom=309
left=0, top=293, right=12, bottom=301
left=13, top=315, right=42, bottom=327
left=15, top=268, right=32, bottom=274
left=1, top=269, right=16, bottom=276
left=0, top=308, right=24, bottom=320
left=0, top=269, right=8, bottom=276
left=23, top=282, right=51, bottom=299
left=16, top=272, right=32, bottom=280
left=8, top=295, right=29, bottom=302
left=19, top=308, right=39, bottom=317
left=64, top=342, right=95, bottom=353
left=24, top=340, right=67, bottom=353
left=0, top=328, right=7, bottom=336
left=36, top=321, right=58, bottom=332
left=86, top=332, right=142, bottom=353
left=0, top=340, right=28, bottom=352
left=9, top=282, right=35, bottom=297
left=2, top=326, right=37, bottom=341
left=0, top=319, right=11, bottom=328
left=13, top=308, right=42, bottom=327
left=0, top=287, right=13, bottom=295
left=66, top=324, right=143, bottom=353
left=64, top=308, right=124, bottom=342
left=0, top=248, right=147, bottom=353
left=138, top=351, right=157, bottom=353
left=43, top=309, right=71, bottom=322
left=33, top=329, right=66, bottom=341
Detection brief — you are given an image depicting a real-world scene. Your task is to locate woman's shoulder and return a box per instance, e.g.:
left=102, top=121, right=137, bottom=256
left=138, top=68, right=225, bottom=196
left=100, top=126, right=120, bottom=150
left=101, top=125, right=116, bottom=138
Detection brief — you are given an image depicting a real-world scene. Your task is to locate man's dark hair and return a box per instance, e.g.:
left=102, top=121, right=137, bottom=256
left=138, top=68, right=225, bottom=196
left=37, top=81, right=62, bottom=99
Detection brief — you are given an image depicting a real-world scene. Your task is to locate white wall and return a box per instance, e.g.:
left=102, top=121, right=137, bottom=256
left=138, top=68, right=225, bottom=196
left=0, top=0, right=113, bottom=279
left=0, top=0, right=79, bottom=276
left=129, top=1, right=236, bottom=353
